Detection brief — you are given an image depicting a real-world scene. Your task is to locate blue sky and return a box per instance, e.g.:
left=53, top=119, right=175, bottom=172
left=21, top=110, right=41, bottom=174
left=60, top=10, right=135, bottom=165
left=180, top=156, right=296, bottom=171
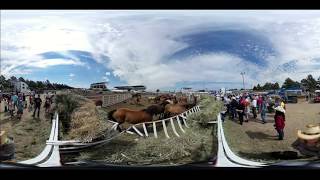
left=1, top=10, right=320, bottom=91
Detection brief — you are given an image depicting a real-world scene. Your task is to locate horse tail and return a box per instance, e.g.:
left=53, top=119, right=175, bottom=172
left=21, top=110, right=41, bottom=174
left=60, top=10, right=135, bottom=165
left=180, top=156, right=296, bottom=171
left=108, top=109, right=117, bottom=122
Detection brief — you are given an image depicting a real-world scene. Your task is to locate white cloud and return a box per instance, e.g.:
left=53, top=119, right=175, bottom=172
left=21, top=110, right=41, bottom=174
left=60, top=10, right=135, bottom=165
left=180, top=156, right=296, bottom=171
left=69, top=73, right=75, bottom=77
left=2, top=10, right=320, bottom=90
left=102, top=76, right=109, bottom=82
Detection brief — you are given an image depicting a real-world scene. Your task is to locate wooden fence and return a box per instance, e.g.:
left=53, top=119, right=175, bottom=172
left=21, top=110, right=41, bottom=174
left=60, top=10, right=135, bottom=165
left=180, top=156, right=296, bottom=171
left=102, top=93, right=132, bottom=107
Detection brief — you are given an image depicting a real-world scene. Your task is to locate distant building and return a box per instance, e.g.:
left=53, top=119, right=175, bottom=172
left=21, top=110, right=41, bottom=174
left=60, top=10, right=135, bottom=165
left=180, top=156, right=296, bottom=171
left=114, top=85, right=146, bottom=92
left=14, top=81, right=30, bottom=94
left=90, top=82, right=107, bottom=90
left=181, top=87, right=192, bottom=93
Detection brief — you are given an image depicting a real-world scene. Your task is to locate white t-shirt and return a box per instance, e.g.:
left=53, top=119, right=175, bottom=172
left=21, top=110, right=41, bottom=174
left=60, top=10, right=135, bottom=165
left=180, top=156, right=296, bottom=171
left=252, top=99, right=257, bottom=107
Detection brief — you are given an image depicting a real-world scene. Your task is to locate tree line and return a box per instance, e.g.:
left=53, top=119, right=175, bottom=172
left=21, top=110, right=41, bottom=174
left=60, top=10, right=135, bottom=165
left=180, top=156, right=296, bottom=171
left=252, top=74, right=320, bottom=92
left=0, top=75, right=73, bottom=92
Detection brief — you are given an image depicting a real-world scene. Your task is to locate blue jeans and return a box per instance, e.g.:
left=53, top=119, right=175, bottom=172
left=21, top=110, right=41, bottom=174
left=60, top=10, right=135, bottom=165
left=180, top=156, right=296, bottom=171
left=276, top=129, right=284, bottom=140
left=261, top=111, right=266, bottom=123
left=231, top=107, right=237, bottom=119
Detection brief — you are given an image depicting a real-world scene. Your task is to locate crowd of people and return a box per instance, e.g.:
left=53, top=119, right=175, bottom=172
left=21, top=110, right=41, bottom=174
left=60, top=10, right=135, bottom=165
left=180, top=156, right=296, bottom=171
left=1, top=92, right=54, bottom=120
left=219, top=93, right=287, bottom=140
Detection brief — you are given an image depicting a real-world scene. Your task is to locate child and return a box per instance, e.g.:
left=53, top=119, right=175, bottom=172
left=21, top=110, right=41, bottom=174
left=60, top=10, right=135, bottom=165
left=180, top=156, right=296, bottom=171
left=4, top=97, right=8, bottom=112
left=8, top=100, right=14, bottom=118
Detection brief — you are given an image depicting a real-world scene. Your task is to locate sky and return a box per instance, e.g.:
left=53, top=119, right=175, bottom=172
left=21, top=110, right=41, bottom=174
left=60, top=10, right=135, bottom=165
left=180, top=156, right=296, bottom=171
left=1, top=10, right=320, bottom=91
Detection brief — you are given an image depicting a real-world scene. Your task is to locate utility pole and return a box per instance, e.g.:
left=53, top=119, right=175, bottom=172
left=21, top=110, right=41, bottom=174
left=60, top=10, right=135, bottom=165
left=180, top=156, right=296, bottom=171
left=240, top=72, right=245, bottom=90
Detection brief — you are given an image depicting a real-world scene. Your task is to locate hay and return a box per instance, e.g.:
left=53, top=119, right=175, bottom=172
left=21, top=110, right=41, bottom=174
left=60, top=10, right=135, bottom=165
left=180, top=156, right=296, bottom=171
left=72, top=95, right=222, bottom=165
left=68, top=102, right=109, bottom=142
left=54, top=93, right=110, bottom=142
left=188, top=95, right=223, bottom=126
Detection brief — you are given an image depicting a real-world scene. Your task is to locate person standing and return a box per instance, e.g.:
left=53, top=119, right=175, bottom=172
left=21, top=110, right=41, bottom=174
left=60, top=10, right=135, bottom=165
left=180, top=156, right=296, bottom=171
left=11, top=93, right=18, bottom=111
left=274, top=106, right=286, bottom=140
left=257, top=95, right=263, bottom=114
left=8, top=100, right=14, bottom=118
left=244, top=96, right=251, bottom=122
left=251, top=96, right=257, bottom=119
left=17, top=98, right=24, bottom=120
left=236, top=98, right=245, bottom=125
left=280, top=98, right=286, bottom=110
left=28, top=95, right=34, bottom=112
left=44, top=97, right=51, bottom=114
left=4, top=97, right=8, bottom=112
left=22, top=93, right=27, bottom=109
left=230, top=97, right=238, bottom=120
left=260, top=96, right=267, bottom=124
left=33, top=94, right=42, bottom=118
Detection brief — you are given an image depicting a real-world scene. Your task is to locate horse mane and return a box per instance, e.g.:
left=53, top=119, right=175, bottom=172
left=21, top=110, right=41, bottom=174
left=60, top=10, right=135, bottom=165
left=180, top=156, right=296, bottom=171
left=108, top=109, right=117, bottom=122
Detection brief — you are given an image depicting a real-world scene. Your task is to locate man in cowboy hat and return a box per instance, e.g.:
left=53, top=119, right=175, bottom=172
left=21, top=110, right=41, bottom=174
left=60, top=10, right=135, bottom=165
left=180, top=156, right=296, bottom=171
left=274, top=106, right=286, bottom=140
left=297, top=125, right=320, bottom=147
left=295, top=124, right=320, bottom=156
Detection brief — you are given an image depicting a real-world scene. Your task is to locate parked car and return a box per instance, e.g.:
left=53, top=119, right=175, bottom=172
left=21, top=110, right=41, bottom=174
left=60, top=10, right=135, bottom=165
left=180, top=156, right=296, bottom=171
left=314, top=90, right=320, bottom=103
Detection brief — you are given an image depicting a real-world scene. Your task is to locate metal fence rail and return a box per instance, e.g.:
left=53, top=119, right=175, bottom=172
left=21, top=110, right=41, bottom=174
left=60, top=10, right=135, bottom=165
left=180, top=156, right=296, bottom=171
left=19, top=113, right=61, bottom=167
left=215, top=113, right=267, bottom=168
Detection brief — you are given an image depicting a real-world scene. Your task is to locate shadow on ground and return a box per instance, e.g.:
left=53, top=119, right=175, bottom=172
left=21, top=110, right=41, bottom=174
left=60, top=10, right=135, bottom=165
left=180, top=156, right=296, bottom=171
left=245, top=131, right=276, bottom=140
left=238, top=150, right=300, bottom=161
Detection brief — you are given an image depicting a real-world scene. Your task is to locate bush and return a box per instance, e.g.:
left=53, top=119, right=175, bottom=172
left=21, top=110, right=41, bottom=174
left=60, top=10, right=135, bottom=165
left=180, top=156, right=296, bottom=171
left=53, top=93, right=80, bottom=133
left=188, top=95, right=223, bottom=127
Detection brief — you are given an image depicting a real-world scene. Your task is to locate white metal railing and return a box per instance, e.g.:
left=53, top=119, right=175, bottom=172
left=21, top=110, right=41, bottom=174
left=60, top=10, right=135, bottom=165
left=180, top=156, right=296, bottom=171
left=19, top=113, right=61, bottom=167
left=51, top=105, right=201, bottom=151
left=215, top=113, right=266, bottom=168
left=123, top=105, right=201, bottom=138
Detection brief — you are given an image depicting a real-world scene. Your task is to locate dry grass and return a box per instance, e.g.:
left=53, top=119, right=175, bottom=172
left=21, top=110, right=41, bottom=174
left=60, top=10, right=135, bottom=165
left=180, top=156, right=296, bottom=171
left=0, top=95, right=51, bottom=161
left=68, top=102, right=110, bottom=142
left=55, top=93, right=110, bottom=142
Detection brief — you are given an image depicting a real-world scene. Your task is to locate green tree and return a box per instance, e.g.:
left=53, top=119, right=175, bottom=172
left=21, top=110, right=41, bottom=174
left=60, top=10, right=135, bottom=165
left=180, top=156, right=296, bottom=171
left=257, top=84, right=262, bottom=90
left=282, top=78, right=300, bottom=89
left=273, top=82, right=280, bottom=90
left=18, top=77, right=26, bottom=82
left=301, top=74, right=317, bottom=91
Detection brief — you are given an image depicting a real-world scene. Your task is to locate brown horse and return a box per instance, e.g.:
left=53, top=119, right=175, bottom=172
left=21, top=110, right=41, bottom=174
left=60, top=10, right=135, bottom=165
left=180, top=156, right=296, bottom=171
left=164, top=100, right=187, bottom=118
left=108, top=103, right=166, bottom=131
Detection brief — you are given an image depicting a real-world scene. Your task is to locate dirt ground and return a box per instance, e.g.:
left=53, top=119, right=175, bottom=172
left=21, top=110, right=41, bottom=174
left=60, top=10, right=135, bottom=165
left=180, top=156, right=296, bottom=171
left=223, top=99, right=320, bottom=162
left=0, top=94, right=51, bottom=162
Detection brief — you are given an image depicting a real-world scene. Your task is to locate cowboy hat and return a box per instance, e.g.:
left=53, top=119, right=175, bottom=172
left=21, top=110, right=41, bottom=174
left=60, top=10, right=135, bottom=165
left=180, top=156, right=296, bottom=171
left=274, top=106, right=286, bottom=113
left=297, top=124, right=320, bottom=140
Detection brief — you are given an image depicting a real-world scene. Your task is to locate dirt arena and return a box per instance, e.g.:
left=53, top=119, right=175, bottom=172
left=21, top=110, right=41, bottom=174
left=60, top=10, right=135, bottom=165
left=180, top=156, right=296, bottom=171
left=223, top=98, right=320, bottom=162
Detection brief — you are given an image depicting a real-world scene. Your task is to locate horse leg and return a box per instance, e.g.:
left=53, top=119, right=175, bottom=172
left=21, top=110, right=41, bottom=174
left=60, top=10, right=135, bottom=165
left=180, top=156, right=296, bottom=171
left=116, top=122, right=123, bottom=132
